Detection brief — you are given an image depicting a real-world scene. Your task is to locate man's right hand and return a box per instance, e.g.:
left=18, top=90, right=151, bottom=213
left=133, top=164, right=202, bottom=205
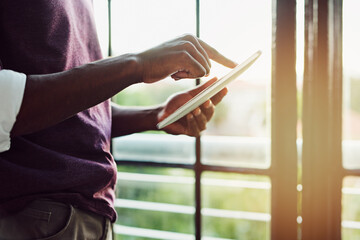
left=137, top=34, right=238, bottom=84
left=11, top=35, right=237, bottom=137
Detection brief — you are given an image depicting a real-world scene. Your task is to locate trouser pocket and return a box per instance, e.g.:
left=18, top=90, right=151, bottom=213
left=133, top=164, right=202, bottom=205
left=0, top=199, right=72, bottom=240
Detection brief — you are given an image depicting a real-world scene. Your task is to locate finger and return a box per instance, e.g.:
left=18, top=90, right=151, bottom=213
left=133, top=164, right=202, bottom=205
left=198, top=39, right=238, bottom=68
left=177, top=41, right=211, bottom=75
left=210, top=87, right=228, bottom=105
left=201, top=100, right=215, bottom=121
left=164, top=123, right=186, bottom=135
left=182, top=35, right=212, bottom=69
left=171, top=71, right=190, bottom=80
left=192, top=39, right=212, bottom=69
left=193, top=108, right=207, bottom=131
left=186, top=113, right=200, bottom=137
left=173, top=51, right=207, bottom=79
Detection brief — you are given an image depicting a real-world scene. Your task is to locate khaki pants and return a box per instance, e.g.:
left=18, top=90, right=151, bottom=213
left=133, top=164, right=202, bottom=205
left=0, top=199, right=113, bottom=240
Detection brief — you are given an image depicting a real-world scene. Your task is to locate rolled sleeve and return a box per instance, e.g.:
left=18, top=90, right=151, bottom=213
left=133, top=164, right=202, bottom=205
left=0, top=70, right=26, bottom=152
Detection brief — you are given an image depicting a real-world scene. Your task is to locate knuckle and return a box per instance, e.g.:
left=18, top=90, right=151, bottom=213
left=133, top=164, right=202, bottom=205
left=198, top=122, right=206, bottom=130
left=182, top=33, right=195, bottom=41
left=179, top=50, right=190, bottom=59
left=181, top=41, right=194, bottom=51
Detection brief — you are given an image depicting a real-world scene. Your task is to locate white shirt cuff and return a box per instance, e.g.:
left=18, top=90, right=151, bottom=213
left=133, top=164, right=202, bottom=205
left=0, top=70, right=26, bottom=152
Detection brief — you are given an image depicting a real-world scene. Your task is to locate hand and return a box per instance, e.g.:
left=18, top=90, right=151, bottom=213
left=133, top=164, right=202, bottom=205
left=137, top=34, right=237, bottom=83
left=157, top=77, right=227, bottom=137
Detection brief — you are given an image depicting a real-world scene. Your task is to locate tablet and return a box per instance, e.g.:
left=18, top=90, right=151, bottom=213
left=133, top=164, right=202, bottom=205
left=157, top=50, right=262, bottom=129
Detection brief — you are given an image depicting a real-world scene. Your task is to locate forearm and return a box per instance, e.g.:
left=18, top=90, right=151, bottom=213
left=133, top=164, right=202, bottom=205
left=11, top=34, right=237, bottom=137
left=11, top=54, right=141, bottom=137
left=111, top=103, right=162, bottom=137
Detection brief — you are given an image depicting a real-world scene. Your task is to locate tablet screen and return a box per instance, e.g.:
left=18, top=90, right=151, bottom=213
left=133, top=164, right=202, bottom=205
left=157, top=50, right=262, bottom=129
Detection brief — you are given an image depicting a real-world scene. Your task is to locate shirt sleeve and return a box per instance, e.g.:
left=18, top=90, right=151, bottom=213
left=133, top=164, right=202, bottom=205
left=0, top=69, right=26, bottom=152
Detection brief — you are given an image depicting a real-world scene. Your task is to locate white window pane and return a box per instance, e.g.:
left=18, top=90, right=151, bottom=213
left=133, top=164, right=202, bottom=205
left=93, top=0, right=109, bottom=57
left=342, top=0, right=360, bottom=169
left=111, top=0, right=196, bottom=55
left=342, top=177, right=360, bottom=239
left=111, top=0, right=197, bottom=163
left=113, top=134, right=196, bottom=164
left=115, top=167, right=195, bottom=238
left=202, top=172, right=271, bottom=240
left=200, top=0, right=272, bottom=168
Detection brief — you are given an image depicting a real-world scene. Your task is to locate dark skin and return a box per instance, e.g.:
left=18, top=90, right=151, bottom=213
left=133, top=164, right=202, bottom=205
left=111, top=77, right=227, bottom=137
left=10, top=34, right=237, bottom=138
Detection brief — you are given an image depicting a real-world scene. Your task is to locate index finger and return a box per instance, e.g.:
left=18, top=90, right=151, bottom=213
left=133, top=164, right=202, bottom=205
left=198, top=39, right=238, bottom=68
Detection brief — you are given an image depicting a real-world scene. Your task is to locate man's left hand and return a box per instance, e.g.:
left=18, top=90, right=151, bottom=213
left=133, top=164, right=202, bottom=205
left=158, top=77, right=227, bottom=137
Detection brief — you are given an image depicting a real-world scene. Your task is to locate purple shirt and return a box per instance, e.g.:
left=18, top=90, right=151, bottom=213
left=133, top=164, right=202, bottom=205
left=0, top=0, right=117, bottom=221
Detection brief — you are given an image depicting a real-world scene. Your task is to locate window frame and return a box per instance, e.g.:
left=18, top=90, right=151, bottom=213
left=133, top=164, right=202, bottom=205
left=301, top=0, right=343, bottom=239
left=108, top=0, right=298, bottom=239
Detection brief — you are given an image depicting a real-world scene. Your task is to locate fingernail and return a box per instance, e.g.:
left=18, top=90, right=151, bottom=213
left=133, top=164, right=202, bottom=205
left=194, top=108, right=201, bottom=116
left=204, top=100, right=212, bottom=108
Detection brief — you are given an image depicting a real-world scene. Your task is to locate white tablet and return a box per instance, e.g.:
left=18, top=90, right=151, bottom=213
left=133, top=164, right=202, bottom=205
left=157, top=50, right=262, bottom=129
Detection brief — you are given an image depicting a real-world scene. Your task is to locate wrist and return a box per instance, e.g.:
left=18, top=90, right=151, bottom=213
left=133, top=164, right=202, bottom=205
left=130, top=53, right=145, bottom=84
left=104, top=53, right=143, bottom=85
left=122, top=53, right=144, bottom=84
left=148, top=105, right=164, bottom=131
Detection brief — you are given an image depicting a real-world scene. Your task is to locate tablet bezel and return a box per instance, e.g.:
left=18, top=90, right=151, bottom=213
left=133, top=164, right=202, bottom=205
left=157, top=50, right=262, bottom=129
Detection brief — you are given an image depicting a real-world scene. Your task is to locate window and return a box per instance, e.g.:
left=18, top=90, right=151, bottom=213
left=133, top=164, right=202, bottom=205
left=92, top=0, right=354, bottom=239
left=342, top=0, right=360, bottom=239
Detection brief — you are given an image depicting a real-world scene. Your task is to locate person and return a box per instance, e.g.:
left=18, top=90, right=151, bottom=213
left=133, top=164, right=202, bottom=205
left=0, top=1, right=237, bottom=239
